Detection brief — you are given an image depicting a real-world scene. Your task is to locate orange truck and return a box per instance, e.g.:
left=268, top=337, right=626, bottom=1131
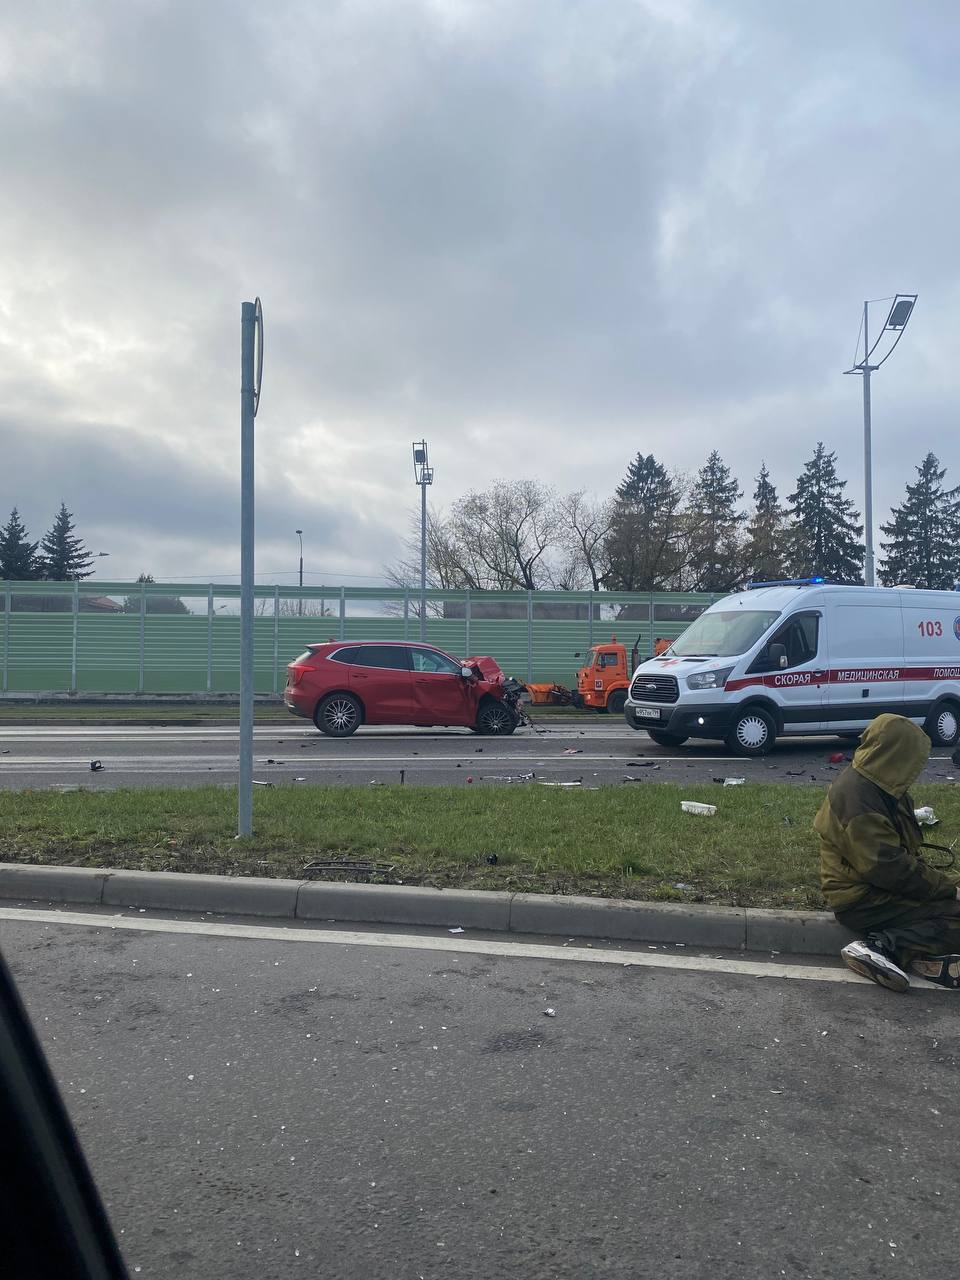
left=525, top=635, right=671, bottom=714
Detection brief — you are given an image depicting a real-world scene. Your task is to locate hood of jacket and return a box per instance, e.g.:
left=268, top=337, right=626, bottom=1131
left=851, top=714, right=930, bottom=800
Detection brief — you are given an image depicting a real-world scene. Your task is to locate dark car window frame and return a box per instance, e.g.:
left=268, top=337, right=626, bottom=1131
left=351, top=645, right=411, bottom=672
left=327, top=646, right=359, bottom=665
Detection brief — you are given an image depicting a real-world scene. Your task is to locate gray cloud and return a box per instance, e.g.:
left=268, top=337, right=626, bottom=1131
left=1, top=0, right=957, bottom=582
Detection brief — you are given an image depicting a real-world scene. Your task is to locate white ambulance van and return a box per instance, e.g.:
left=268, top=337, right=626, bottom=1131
left=624, top=580, right=960, bottom=756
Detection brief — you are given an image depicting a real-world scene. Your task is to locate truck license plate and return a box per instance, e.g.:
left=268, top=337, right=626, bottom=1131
left=635, top=707, right=661, bottom=721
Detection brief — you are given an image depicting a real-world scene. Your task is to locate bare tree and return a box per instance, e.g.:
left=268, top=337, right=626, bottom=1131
left=448, top=480, right=562, bottom=590
left=556, top=490, right=615, bottom=591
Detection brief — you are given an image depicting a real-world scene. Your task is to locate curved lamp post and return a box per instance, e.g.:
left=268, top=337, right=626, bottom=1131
left=844, top=294, right=917, bottom=587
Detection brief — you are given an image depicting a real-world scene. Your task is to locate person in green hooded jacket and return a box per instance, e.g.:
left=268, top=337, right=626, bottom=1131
left=815, top=713, right=960, bottom=992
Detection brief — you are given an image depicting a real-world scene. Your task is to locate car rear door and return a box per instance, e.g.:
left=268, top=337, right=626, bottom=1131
left=347, top=645, right=415, bottom=722
left=407, top=645, right=473, bottom=725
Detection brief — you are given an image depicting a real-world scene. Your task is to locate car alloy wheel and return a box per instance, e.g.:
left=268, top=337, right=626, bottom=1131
left=323, top=697, right=359, bottom=734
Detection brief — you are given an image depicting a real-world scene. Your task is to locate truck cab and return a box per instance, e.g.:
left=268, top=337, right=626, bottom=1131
left=576, top=637, right=631, bottom=714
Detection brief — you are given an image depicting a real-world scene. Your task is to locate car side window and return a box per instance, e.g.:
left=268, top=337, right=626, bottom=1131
left=328, top=646, right=358, bottom=665
left=748, top=614, right=819, bottom=673
left=408, top=646, right=461, bottom=674
left=352, top=645, right=410, bottom=671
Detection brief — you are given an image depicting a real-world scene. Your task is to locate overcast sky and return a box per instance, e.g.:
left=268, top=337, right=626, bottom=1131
left=2, top=0, right=957, bottom=588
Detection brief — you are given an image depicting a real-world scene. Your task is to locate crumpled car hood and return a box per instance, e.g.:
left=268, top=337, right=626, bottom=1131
left=463, top=655, right=505, bottom=683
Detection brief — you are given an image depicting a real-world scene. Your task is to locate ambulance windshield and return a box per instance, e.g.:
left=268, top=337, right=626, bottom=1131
left=671, top=610, right=780, bottom=658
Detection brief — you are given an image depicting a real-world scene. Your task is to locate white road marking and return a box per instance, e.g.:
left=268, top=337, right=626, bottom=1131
left=0, top=753, right=747, bottom=768
left=0, top=905, right=933, bottom=988
left=0, top=725, right=625, bottom=740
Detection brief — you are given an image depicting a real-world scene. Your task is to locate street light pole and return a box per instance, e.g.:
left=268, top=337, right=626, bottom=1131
left=861, top=303, right=874, bottom=588
left=844, top=294, right=916, bottom=588
left=412, top=442, right=434, bottom=641
left=296, top=529, right=303, bottom=617
left=238, top=297, right=264, bottom=839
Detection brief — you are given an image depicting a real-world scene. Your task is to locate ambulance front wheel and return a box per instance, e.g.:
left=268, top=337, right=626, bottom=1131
left=726, top=706, right=777, bottom=758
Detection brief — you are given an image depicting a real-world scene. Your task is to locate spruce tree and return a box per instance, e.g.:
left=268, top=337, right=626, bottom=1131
left=879, top=453, right=960, bottom=588
left=787, top=443, right=864, bottom=583
left=0, top=508, right=41, bottom=579
left=684, top=450, right=745, bottom=592
left=743, top=463, right=789, bottom=583
left=39, top=503, right=94, bottom=580
left=604, top=454, right=684, bottom=590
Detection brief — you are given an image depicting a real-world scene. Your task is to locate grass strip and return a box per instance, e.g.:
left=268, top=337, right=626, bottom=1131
left=2, top=782, right=958, bottom=910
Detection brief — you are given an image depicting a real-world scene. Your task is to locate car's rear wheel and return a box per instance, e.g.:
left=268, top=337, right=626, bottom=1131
left=925, top=699, right=960, bottom=748
left=607, top=689, right=627, bottom=716
left=646, top=729, right=689, bottom=748
left=726, top=706, right=776, bottom=757
left=314, top=692, right=362, bottom=737
left=476, top=700, right=517, bottom=736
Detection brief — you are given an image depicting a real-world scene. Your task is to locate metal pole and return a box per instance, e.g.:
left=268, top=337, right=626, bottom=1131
left=464, top=588, right=471, bottom=657
left=297, top=530, right=303, bottom=617
left=526, top=590, right=533, bottom=683
left=206, top=585, right=214, bottom=693
left=648, top=591, right=655, bottom=659
left=339, top=587, right=346, bottom=640
left=137, top=579, right=146, bottom=694
left=403, top=590, right=409, bottom=640
left=70, top=580, right=79, bottom=693
left=272, top=585, right=280, bottom=694
left=2, top=585, right=10, bottom=693
left=239, top=301, right=256, bottom=837
left=419, top=479, right=427, bottom=641
left=862, top=301, right=875, bottom=588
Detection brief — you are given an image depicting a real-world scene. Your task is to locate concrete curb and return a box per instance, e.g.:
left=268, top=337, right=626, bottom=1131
left=0, top=864, right=857, bottom=957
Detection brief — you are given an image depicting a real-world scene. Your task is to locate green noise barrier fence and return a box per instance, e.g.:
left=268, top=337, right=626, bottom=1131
left=0, top=581, right=719, bottom=696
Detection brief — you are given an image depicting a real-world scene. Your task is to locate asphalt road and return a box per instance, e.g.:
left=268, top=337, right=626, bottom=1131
left=3, top=906, right=957, bottom=1280
left=1, top=720, right=957, bottom=791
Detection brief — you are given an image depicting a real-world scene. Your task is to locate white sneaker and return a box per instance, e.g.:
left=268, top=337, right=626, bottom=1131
left=841, top=940, right=910, bottom=993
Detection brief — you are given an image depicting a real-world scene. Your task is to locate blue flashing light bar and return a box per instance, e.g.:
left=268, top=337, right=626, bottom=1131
left=745, top=577, right=827, bottom=590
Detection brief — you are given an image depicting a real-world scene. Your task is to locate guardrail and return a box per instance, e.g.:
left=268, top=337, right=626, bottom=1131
left=0, top=581, right=718, bottom=696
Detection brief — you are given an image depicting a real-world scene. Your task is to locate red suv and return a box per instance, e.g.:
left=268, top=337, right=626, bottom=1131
left=284, top=641, right=519, bottom=737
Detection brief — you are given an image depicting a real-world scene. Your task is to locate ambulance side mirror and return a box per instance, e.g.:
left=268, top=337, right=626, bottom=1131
left=769, top=643, right=788, bottom=670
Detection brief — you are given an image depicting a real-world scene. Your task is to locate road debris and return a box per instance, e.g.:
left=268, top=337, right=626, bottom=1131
left=89, top=759, right=104, bottom=772
left=251, top=780, right=274, bottom=787
left=449, top=927, right=465, bottom=934
left=486, top=853, right=498, bottom=865
left=543, top=1007, right=556, bottom=1017
left=681, top=801, right=717, bottom=816
left=485, top=771, right=536, bottom=783
left=536, top=780, right=582, bottom=787
left=915, top=806, right=939, bottom=826
left=626, top=760, right=660, bottom=769
left=723, top=777, right=746, bottom=787
left=674, top=882, right=694, bottom=890
left=293, top=776, right=307, bottom=782
left=561, top=747, right=582, bottom=755
left=828, top=752, right=846, bottom=764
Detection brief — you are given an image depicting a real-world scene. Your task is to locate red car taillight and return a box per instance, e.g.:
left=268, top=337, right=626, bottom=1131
left=287, top=666, right=305, bottom=687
